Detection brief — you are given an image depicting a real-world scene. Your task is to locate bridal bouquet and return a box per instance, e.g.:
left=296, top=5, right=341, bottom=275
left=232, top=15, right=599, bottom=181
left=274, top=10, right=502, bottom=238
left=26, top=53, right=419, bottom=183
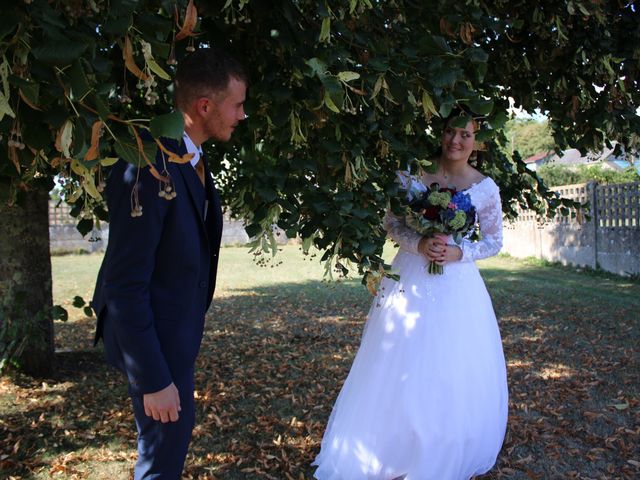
left=400, top=179, right=479, bottom=274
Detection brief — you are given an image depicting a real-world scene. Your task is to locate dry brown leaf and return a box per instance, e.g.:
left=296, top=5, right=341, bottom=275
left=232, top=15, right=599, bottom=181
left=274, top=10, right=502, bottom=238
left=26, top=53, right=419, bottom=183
left=154, top=137, right=194, bottom=164
left=175, top=0, right=198, bottom=41
left=460, top=22, right=476, bottom=45
left=84, top=120, right=104, bottom=161
left=123, top=35, right=149, bottom=81
left=131, top=127, right=167, bottom=182
left=8, top=146, right=20, bottom=173
left=439, top=17, right=455, bottom=37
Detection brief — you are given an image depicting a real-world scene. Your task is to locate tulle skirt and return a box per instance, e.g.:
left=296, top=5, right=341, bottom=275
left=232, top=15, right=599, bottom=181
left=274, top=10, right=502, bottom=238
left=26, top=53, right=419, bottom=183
left=313, top=250, right=508, bottom=480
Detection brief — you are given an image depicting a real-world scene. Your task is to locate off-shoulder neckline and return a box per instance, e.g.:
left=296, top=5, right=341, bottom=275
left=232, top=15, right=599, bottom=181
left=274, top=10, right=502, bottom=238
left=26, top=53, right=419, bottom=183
left=462, top=176, right=491, bottom=192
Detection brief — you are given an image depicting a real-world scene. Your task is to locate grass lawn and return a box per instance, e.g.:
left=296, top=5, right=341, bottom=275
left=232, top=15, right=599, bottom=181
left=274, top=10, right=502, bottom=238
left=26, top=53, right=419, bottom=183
left=1, top=245, right=638, bottom=479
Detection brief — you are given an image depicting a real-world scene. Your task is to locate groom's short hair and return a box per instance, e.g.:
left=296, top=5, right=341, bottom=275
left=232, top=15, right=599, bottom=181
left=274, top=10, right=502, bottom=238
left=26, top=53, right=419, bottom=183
left=174, top=47, right=247, bottom=111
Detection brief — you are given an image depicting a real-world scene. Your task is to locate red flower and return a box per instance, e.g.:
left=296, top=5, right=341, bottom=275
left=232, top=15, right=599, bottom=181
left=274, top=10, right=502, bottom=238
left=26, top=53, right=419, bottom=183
left=422, top=206, right=440, bottom=220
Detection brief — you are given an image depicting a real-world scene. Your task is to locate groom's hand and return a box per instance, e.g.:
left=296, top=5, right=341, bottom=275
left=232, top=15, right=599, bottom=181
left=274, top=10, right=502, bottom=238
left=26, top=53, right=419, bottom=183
left=143, top=382, right=181, bottom=423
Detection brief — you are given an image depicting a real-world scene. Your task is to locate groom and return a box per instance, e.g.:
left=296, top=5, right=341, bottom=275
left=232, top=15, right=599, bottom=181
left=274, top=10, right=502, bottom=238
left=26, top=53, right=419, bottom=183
left=92, top=48, right=247, bottom=478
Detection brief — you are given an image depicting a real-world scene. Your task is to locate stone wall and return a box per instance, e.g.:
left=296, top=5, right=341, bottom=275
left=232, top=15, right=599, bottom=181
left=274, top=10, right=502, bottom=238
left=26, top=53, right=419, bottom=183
left=49, top=202, right=259, bottom=253
left=49, top=202, right=106, bottom=253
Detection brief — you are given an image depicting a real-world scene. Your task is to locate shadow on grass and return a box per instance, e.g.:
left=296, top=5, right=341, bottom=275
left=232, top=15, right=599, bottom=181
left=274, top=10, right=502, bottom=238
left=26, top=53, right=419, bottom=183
left=2, top=266, right=639, bottom=479
left=0, top=350, right=134, bottom=478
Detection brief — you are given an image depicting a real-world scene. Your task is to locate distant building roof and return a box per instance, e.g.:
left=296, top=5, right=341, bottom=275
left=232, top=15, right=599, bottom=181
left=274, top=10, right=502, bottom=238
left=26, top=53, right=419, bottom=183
left=523, top=151, right=555, bottom=164
left=555, top=146, right=615, bottom=165
left=523, top=142, right=638, bottom=171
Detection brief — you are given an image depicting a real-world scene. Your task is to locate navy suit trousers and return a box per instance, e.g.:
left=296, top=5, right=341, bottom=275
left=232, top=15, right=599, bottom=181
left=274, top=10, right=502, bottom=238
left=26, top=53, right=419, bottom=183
left=131, top=369, right=195, bottom=479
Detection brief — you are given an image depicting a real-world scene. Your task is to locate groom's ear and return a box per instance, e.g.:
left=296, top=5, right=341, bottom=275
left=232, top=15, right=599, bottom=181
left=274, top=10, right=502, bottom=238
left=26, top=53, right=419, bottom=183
left=194, top=97, right=210, bottom=116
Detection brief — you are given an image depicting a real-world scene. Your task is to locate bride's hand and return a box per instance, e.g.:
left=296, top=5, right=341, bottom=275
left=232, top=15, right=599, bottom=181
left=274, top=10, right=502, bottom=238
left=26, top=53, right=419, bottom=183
left=418, top=236, right=446, bottom=262
left=434, top=244, right=463, bottom=265
left=419, top=235, right=463, bottom=264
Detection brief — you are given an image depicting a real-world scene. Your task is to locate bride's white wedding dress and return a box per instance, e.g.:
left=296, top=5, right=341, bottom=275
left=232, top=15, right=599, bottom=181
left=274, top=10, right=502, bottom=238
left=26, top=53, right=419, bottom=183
left=313, top=175, right=508, bottom=480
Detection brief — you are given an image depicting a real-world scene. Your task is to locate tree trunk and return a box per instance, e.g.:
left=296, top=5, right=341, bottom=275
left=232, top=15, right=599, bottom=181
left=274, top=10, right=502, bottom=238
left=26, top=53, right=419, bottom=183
left=0, top=181, right=54, bottom=376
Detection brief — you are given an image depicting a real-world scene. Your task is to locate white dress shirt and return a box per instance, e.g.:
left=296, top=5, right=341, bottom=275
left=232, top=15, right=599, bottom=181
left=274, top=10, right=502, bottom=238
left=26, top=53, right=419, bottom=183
left=182, top=132, right=203, bottom=169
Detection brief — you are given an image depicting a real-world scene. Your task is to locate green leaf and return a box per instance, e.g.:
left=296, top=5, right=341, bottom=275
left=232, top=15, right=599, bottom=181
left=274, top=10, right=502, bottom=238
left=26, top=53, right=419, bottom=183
left=1, top=58, right=10, bottom=96
left=475, top=129, right=494, bottom=142
left=149, top=112, right=184, bottom=140
left=32, top=41, right=87, bottom=66
left=359, top=241, right=377, bottom=256
left=141, top=40, right=171, bottom=81
left=467, top=98, right=494, bottom=116
left=136, top=13, right=173, bottom=38
left=94, top=95, right=111, bottom=121
left=304, top=57, right=327, bottom=78
left=23, top=122, right=51, bottom=150
left=52, top=305, right=68, bottom=322
left=337, top=71, right=360, bottom=83
left=72, top=119, right=87, bottom=157
left=100, top=157, right=119, bottom=167
left=103, top=16, right=132, bottom=35
left=451, top=114, right=472, bottom=128
left=324, top=91, right=340, bottom=113
left=465, top=47, right=489, bottom=64
left=602, top=56, right=616, bottom=77
left=351, top=207, right=371, bottom=219
left=321, top=75, right=343, bottom=112
left=0, top=11, right=19, bottom=42
left=83, top=306, right=94, bottom=317
left=245, top=223, right=262, bottom=238
left=113, top=141, right=139, bottom=165
left=421, top=91, right=438, bottom=118
left=421, top=35, right=452, bottom=55
left=93, top=204, right=109, bottom=222
left=147, top=58, right=171, bottom=81
left=368, top=57, right=390, bottom=72
left=72, top=296, right=85, bottom=308
left=68, top=60, right=92, bottom=101
left=324, top=215, right=342, bottom=228
left=114, top=139, right=157, bottom=166
left=77, top=218, right=94, bottom=237
left=439, top=101, right=454, bottom=118
left=430, top=67, right=460, bottom=89
left=256, top=185, right=277, bottom=202
left=490, top=111, right=509, bottom=129
left=13, top=76, right=40, bottom=109
left=319, top=17, right=331, bottom=43
left=0, top=91, right=15, bottom=121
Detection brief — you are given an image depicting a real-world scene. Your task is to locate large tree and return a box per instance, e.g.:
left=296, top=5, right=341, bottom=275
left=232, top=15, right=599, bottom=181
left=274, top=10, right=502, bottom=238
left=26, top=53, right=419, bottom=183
left=1, top=0, right=638, bottom=374
left=503, top=119, right=554, bottom=158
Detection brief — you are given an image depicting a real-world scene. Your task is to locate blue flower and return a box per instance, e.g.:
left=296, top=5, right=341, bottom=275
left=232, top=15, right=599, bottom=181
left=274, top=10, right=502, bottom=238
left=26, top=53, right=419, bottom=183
left=451, top=191, right=473, bottom=212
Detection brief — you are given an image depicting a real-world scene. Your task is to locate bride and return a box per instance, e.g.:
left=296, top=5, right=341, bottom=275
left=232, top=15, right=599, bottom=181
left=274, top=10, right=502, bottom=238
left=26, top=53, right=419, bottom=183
left=312, top=113, right=508, bottom=480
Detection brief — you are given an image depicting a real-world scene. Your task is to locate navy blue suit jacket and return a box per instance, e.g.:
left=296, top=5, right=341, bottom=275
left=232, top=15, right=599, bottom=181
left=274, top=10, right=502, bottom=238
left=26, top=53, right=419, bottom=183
left=92, top=137, right=223, bottom=395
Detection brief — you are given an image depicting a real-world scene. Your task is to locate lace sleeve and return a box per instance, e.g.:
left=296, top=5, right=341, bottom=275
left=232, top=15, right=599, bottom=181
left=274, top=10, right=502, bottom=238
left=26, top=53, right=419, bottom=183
left=460, top=179, right=503, bottom=262
left=383, top=209, right=422, bottom=255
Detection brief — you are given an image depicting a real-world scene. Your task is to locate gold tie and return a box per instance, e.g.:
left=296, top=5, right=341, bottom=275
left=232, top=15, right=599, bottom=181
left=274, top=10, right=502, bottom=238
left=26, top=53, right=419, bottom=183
left=195, top=157, right=205, bottom=186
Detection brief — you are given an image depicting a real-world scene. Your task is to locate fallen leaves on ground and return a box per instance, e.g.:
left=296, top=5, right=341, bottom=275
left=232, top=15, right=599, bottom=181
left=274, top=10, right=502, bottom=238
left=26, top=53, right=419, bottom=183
left=1, top=263, right=639, bottom=479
